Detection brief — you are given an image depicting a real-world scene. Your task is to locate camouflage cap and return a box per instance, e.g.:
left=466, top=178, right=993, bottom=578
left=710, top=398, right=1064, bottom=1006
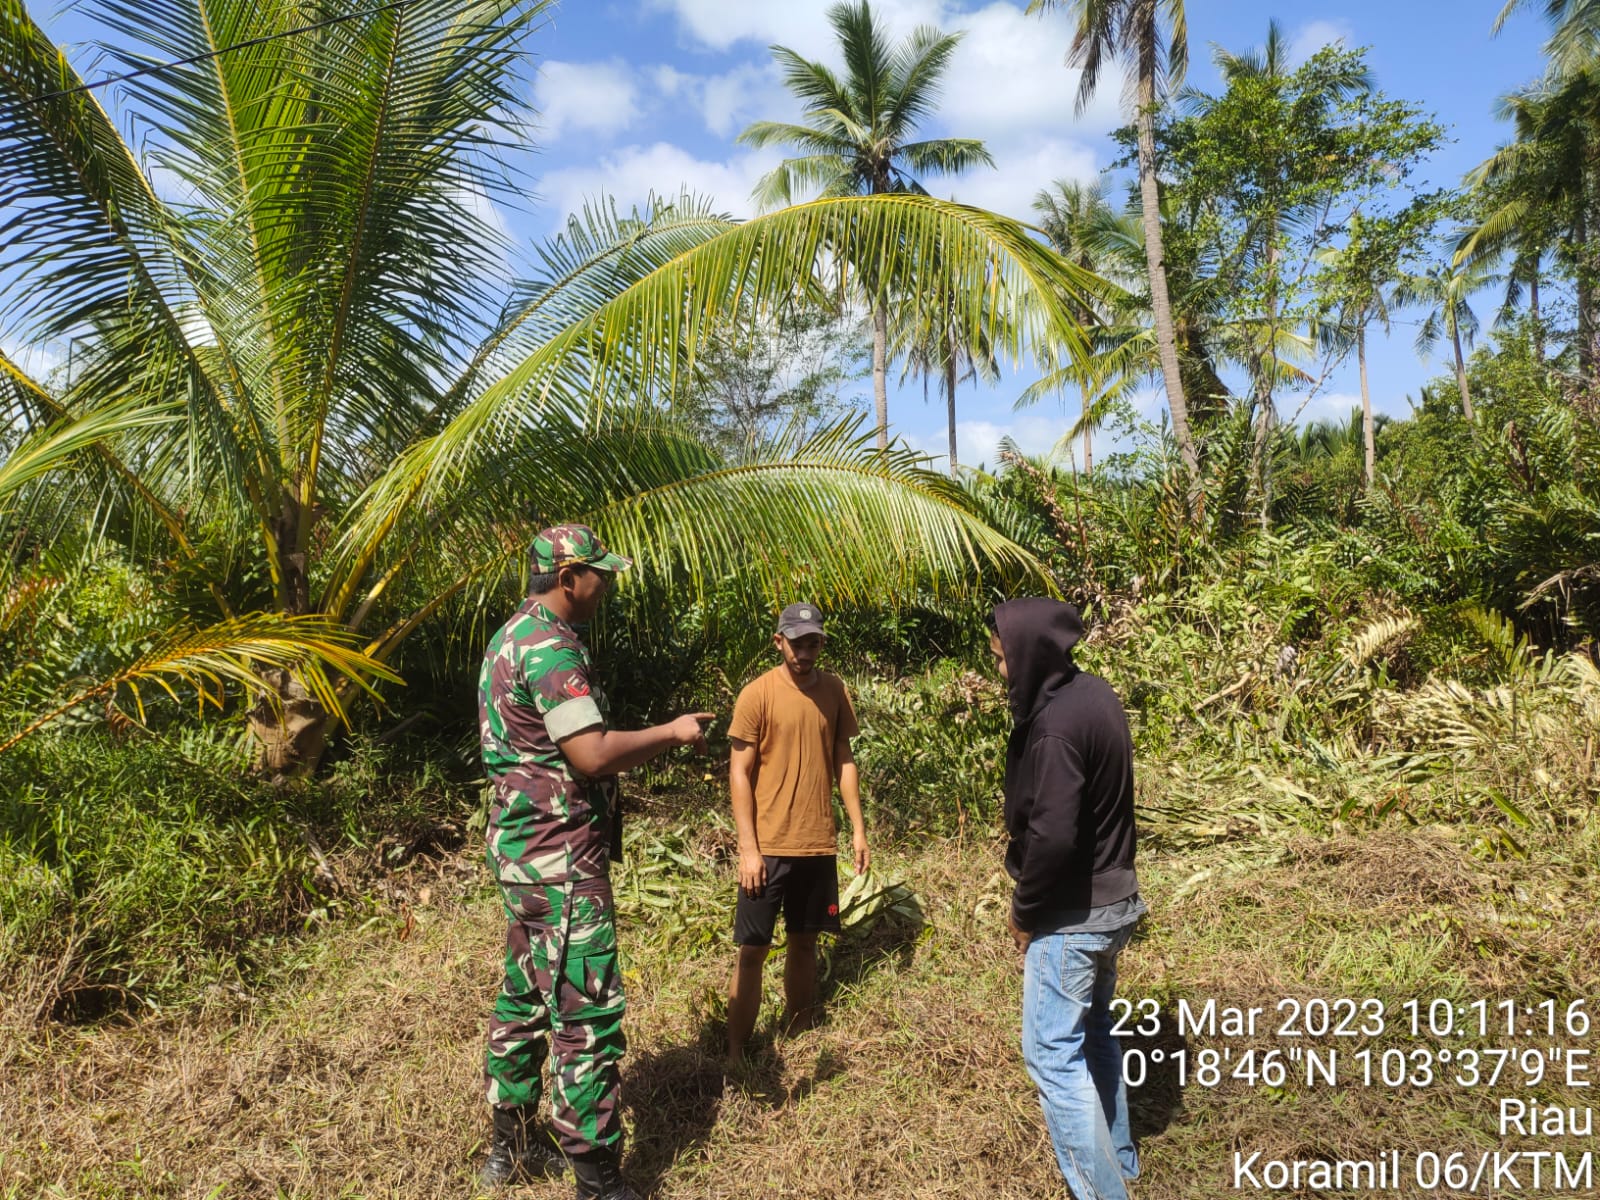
left=529, top=524, right=633, bottom=574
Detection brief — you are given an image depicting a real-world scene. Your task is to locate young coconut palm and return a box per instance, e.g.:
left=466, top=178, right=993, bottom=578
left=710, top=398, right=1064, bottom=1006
left=738, top=0, right=996, bottom=450
left=0, top=0, right=1103, bottom=773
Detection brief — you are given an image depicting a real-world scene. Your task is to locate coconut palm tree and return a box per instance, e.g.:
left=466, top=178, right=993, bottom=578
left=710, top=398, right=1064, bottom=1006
left=1395, top=258, right=1501, bottom=422
left=1030, top=179, right=1133, bottom=476
left=1316, top=222, right=1398, bottom=488
left=0, top=0, right=1099, bottom=771
left=1027, top=0, right=1200, bottom=503
left=1461, top=75, right=1600, bottom=372
left=895, top=293, right=1000, bottom=477
left=1495, top=0, right=1600, bottom=79
left=738, top=0, right=996, bottom=451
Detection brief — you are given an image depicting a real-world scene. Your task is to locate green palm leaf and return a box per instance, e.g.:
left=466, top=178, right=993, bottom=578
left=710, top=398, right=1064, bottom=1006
left=0, top=612, right=397, bottom=755
left=334, top=193, right=1105, bottom=587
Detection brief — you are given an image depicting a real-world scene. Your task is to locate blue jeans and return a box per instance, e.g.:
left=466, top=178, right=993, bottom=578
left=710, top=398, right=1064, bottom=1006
left=1022, top=923, right=1138, bottom=1199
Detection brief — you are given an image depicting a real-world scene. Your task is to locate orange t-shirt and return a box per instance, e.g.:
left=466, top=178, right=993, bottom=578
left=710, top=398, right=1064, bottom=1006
left=728, top=666, right=859, bottom=856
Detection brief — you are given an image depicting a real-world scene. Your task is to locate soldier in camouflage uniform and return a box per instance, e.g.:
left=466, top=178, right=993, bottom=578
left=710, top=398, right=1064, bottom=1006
left=477, top=524, right=713, bottom=1199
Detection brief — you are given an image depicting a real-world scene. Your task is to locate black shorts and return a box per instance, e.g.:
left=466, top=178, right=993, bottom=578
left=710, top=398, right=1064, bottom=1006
left=733, top=855, right=841, bottom=946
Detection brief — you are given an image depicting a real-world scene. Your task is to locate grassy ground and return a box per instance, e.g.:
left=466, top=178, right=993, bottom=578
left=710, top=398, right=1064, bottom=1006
left=4, top=808, right=1597, bottom=1199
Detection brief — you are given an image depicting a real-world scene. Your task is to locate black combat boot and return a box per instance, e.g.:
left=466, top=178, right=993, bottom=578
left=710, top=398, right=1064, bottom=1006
left=571, top=1146, right=642, bottom=1200
left=478, top=1105, right=567, bottom=1188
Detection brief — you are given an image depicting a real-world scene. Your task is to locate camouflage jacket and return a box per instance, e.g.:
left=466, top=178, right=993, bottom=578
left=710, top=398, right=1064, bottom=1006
left=478, top=598, right=617, bottom=884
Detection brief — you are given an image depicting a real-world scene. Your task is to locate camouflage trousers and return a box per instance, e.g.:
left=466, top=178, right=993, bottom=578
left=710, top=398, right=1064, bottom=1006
left=485, top=875, right=626, bottom=1155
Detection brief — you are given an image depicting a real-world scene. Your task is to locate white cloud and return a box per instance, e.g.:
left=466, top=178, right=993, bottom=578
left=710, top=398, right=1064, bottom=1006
left=942, top=137, right=1099, bottom=220
left=1287, top=389, right=1364, bottom=427
left=701, top=62, right=783, bottom=136
left=537, top=142, right=784, bottom=228
left=906, top=412, right=1079, bottom=473
left=938, top=3, right=1126, bottom=140
left=649, top=1, right=1127, bottom=138
left=650, top=0, right=948, bottom=58
left=651, top=61, right=792, bottom=138
left=1289, top=19, right=1355, bottom=65
left=534, top=59, right=641, bottom=141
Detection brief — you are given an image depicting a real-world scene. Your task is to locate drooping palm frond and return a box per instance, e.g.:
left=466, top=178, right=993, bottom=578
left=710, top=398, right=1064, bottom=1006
left=332, top=193, right=1107, bottom=590
left=0, top=400, right=179, bottom=507
left=343, top=403, right=1052, bottom=646
left=1342, top=613, right=1420, bottom=670
left=584, top=417, right=1052, bottom=602
left=0, top=613, right=397, bottom=755
left=432, top=193, right=744, bottom=429
left=897, top=138, right=996, bottom=179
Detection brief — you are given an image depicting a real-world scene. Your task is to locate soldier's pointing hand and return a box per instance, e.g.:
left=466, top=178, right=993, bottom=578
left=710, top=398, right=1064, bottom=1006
left=671, top=712, right=715, bottom=754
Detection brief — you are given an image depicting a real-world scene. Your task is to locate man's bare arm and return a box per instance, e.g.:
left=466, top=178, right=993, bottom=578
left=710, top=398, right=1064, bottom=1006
left=836, top=737, right=869, bottom=874
left=730, top=738, right=766, bottom=896
left=559, top=713, right=713, bottom=777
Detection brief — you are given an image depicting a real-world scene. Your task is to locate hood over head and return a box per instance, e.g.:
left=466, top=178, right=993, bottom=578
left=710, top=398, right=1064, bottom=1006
left=992, top=598, right=1085, bottom=722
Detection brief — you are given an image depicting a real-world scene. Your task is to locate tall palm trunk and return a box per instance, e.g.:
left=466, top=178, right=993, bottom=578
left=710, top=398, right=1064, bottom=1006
left=1587, top=142, right=1600, bottom=380
left=1579, top=171, right=1595, bottom=381
left=1081, top=385, right=1093, bottom=477
left=873, top=304, right=889, bottom=449
left=1358, top=323, right=1374, bottom=488
left=871, top=168, right=892, bottom=450
left=1531, top=269, right=1545, bottom=364
left=1450, top=314, right=1475, bottom=422
left=945, top=327, right=959, bottom=477
left=1253, top=232, right=1282, bottom=531
left=1134, top=55, right=1198, bottom=505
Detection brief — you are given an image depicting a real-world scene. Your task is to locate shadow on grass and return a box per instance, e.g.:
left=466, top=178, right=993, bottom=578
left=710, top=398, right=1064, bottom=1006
left=624, top=1027, right=727, bottom=1196
left=819, top=905, right=923, bottom=1010
left=1125, top=1014, right=1189, bottom=1143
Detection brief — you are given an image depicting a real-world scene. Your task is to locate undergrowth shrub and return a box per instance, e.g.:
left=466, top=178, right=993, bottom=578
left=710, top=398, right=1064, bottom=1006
left=851, top=662, right=1009, bottom=838
left=0, top=732, right=314, bottom=1020
left=0, top=728, right=478, bottom=1022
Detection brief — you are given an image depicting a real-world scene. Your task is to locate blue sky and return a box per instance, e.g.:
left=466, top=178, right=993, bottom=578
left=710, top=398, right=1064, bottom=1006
left=28, top=1, right=1556, bottom=469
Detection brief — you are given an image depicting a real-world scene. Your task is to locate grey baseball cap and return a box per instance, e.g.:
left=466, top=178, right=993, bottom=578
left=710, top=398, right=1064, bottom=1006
left=776, top=602, right=825, bottom=639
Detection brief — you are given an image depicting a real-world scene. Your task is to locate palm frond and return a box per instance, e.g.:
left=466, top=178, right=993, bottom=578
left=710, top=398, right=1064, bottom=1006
left=750, top=154, right=858, bottom=210
left=897, top=138, right=997, bottom=179
left=0, top=400, right=180, bottom=506
left=583, top=417, right=1052, bottom=601
left=334, top=193, right=1111, bottom=586
left=884, top=24, right=964, bottom=136
left=832, top=0, right=891, bottom=127
left=769, top=42, right=855, bottom=118
left=0, top=612, right=398, bottom=755
left=1342, top=613, right=1419, bottom=670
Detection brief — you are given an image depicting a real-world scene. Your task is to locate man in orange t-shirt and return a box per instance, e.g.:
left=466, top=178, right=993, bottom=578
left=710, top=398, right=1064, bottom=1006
left=725, top=602, right=869, bottom=1068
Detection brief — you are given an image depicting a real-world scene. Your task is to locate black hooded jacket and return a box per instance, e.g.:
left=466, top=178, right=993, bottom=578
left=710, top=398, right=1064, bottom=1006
left=994, top=598, right=1139, bottom=931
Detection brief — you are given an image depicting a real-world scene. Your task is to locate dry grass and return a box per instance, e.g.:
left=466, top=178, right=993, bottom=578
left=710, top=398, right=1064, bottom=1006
left=3, top=818, right=1597, bottom=1199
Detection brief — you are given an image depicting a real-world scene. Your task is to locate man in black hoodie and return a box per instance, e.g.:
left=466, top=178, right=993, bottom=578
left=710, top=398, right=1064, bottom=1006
left=988, top=598, right=1146, bottom=1200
